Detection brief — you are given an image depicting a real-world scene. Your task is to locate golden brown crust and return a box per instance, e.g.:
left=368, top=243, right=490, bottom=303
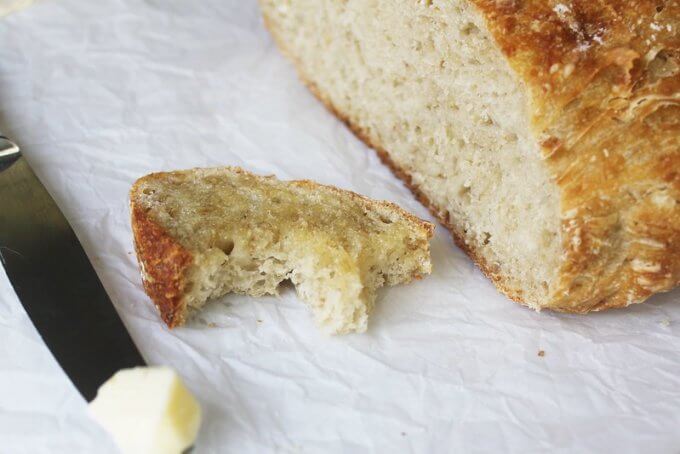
left=261, top=0, right=680, bottom=312
left=472, top=0, right=680, bottom=311
left=130, top=187, right=193, bottom=328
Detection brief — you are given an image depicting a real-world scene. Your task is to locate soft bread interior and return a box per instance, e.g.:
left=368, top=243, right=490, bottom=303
left=132, top=168, right=433, bottom=334
left=260, top=0, right=562, bottom=304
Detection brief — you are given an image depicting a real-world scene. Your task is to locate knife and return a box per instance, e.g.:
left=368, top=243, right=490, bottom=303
left=0, top=133, right=145, bottom=401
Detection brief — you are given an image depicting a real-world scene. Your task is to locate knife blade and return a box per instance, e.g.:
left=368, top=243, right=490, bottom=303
left=0, top=134, right=145, bottom=401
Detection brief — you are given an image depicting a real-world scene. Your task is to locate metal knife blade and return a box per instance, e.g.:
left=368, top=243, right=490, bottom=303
left=0, top=135, right=145, bottom=401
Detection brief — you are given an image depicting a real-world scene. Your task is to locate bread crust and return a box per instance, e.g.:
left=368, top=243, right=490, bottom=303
left=260, top=0, right=680, bottom=312
left=473, top=0, right=680, bottom=311
left=130, top=185, right=194, bottom=328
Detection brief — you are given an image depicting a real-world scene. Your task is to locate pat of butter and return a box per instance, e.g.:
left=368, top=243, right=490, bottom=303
left=89, top=367, right=202, bottom=454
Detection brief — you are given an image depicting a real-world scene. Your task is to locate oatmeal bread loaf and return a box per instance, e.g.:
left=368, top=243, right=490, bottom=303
left=259, top=0, right=680, bottom=312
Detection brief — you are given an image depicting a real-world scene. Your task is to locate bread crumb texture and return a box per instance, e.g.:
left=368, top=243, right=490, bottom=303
left=130, top=167, right=434, bottom=335
left=259, top=0, right=679, bottom=313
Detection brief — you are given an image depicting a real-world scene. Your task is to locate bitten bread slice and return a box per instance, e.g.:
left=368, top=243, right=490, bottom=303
left=130, top=167, right=434, bottom=335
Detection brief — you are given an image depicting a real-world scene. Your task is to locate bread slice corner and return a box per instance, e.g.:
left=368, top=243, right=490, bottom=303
left=130, top=167, right=434, bottom=334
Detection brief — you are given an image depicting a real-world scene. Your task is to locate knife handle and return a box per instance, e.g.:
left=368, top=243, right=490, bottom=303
left=0, top=135, right=21, bottom=172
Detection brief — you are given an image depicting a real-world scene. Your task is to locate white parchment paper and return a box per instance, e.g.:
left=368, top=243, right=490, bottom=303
left=1, top=1, right=679, bottom=452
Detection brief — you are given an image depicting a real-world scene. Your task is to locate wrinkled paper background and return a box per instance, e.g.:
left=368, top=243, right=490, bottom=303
left=1, top=1, right=679, bottom=452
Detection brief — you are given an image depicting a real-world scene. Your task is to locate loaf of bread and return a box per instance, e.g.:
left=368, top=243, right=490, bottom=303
left=259, top=0, right=680, bottom=312
left=130, top=167, right=434, bottom=334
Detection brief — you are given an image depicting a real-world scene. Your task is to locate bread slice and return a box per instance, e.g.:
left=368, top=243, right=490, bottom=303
left=130, top=167, right=434, bottom=334
left=259, top=0, right=680, bottom=312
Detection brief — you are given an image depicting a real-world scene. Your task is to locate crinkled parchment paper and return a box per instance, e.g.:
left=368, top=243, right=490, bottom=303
left=1, top=1, right=679, bottom=452
left=0, top=0, right=34, bottom=17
